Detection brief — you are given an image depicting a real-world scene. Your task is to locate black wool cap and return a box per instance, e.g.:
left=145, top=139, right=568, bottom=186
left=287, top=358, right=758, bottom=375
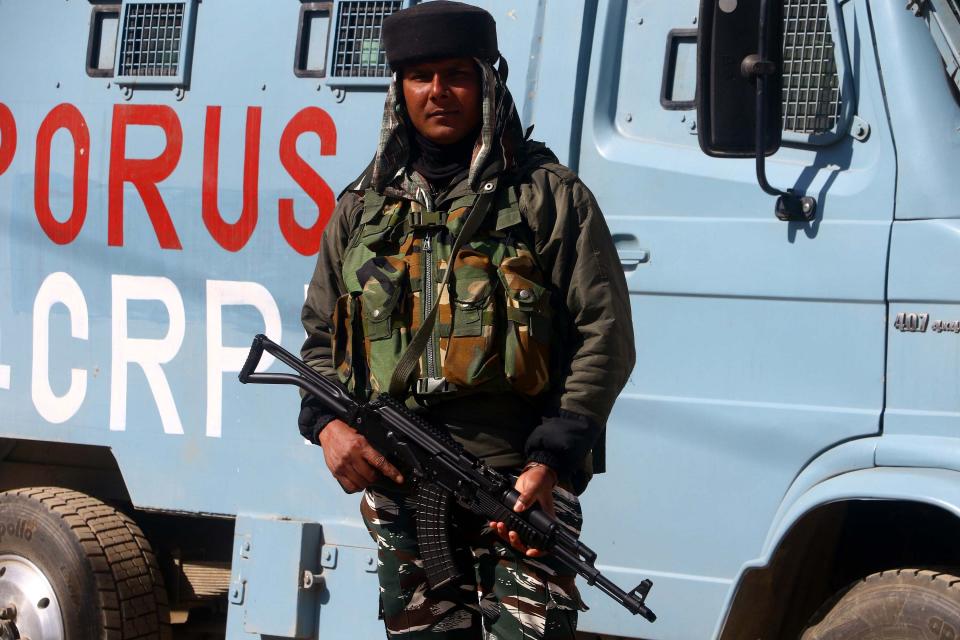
left=382, top=1, right=499, bottom=71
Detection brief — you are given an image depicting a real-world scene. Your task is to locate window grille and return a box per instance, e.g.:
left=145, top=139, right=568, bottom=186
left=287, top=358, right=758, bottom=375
left=782, top=0, right=842, bottom=135
left=331, top=1, right=402, bottom=78
left=115, top=0, right=195, bottom=85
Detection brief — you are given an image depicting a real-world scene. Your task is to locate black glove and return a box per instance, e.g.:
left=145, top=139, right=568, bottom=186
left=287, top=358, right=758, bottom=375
left=524, top=410, right=602, bottom=478
left=298, top=397, right=336, bottom=444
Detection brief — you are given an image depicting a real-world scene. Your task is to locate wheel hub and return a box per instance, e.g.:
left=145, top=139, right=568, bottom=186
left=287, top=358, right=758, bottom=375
left=0, top=555, right=64, bottom=640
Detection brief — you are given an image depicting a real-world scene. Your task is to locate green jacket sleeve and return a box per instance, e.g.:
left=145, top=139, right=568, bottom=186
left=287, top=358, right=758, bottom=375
left=301, top=191, right=364, bottom=382
left=518, top=164, right=636, bottom=472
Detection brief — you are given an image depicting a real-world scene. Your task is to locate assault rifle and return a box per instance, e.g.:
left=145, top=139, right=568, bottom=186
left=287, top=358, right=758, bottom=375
left=238, top=334, right=656, bottom=622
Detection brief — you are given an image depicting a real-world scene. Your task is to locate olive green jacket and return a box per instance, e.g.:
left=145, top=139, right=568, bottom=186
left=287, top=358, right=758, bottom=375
left=301, top=144, right=635, bottom=476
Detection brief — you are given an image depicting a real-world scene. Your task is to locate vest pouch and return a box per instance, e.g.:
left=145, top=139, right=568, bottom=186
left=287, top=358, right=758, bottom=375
left=359, top=220, right=405, bottom=251
left=356, top=256, right=411, bottom=394
left=498, top=255, right=552, bottom=396
left=440, top=249, right=502, bottom=388
left=357, top=194, right=405, bottom=250
left=331, top=292, right=366, bottom=396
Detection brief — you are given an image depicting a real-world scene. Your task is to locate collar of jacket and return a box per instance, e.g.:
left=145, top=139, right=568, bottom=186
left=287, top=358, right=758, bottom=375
left=345, top=154, right=507, bottom=208
left=341, top=139, right=557, bottom=212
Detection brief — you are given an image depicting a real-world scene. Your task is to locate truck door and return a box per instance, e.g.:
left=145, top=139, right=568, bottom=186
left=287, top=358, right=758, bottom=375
left=569, top=1, right=894, bottom=636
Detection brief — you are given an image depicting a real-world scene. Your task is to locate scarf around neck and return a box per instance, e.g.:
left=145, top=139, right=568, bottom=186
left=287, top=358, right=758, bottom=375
left=410, top=127, right=479, bottom=185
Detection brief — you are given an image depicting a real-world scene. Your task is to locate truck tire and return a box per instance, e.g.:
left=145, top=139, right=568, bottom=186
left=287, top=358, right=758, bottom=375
left=801, top=568, right=960, bottom=640
left=0, top=487, right=171, bottom=639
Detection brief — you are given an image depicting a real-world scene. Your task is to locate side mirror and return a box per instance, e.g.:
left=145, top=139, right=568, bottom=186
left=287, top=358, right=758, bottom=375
left=696, top=0, right=782, bottom=157
left=696, top=0, right=815, bottom=220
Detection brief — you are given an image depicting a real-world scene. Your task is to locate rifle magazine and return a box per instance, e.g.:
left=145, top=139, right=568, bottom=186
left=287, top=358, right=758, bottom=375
left=414, top=481, right=462, bottom=590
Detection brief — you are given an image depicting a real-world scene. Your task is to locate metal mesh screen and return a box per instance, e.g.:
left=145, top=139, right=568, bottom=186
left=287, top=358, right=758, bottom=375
left=117, top=2, right=185, bottom=77
left=332, top=1, right=402, bottom=77
left=782, top=0, right=842, bottom=134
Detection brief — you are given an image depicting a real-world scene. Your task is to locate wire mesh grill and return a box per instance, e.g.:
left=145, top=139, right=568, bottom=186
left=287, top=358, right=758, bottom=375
left=332, top=1, right=402, bottom=77
left=117, top=2, right=185, bottom=77
left=782, top=0, right=842, bottom=134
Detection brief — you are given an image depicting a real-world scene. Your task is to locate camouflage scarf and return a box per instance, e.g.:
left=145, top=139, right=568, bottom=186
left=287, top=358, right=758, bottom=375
left=371, top=56, right=524, bottom=199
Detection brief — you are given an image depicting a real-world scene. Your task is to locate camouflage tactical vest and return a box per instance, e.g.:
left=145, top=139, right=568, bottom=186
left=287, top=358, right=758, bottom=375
left=332, top=182, right=552, bottom=402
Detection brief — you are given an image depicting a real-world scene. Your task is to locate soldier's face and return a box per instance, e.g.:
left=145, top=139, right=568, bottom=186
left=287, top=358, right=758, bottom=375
left=401, top=57, right=482, bottom=145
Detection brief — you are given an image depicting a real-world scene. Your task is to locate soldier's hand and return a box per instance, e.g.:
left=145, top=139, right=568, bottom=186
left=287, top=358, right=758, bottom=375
left=317, top=419, right=404, bottom=492
left=489, top=463, right=558, bottom=557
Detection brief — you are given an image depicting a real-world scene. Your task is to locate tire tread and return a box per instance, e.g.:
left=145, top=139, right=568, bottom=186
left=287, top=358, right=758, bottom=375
left=3, top=487, right=171, bottom=640
left=803, top=567, right=960, bottom=640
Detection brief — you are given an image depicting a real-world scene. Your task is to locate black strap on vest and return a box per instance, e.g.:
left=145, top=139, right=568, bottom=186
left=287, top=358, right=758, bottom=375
left=387, top=188, right=497, bottom=397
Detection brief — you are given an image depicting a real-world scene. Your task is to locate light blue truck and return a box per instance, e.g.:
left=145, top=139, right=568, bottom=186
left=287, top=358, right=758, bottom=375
left=1, top=1, right=959, bottom=638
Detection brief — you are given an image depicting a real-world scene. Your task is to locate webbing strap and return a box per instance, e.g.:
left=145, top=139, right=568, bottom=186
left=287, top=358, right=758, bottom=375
left=387, top=189, right=497, bottom=397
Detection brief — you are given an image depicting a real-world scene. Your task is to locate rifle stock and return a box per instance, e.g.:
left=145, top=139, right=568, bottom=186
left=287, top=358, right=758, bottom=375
left=239, top=334, right=656, bottom=623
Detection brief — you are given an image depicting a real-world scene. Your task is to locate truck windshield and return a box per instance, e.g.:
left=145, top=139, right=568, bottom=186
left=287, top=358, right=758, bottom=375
left=929, top=0, right=960, bottom=100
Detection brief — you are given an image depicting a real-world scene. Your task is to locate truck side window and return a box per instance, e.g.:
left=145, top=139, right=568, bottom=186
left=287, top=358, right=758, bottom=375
left=915, top=0, right=960, bottom=106
left=947, top=64, right=960, bottom=106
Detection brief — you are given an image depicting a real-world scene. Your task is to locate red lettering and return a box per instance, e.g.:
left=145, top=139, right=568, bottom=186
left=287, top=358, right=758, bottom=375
left=202, top=106, right=262, bottom=252
left=0, top=103, right=16, bottom=176
left=108, top=104, right=183, bottom=249
left=34, top=104, right=90, bottom=245
left=278, top=107, right=337, bottom=256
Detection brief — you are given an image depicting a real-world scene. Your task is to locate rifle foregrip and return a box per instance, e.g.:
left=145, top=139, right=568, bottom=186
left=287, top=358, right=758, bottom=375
left=477, top=492, right=553, bottom=550
left=414, top=482, right=462, bottom=591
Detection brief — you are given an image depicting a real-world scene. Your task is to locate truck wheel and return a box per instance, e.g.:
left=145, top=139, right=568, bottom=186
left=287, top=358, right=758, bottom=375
left=0, top=487, right=170, bottom=639
left=801, top=569, right=960, bottom=640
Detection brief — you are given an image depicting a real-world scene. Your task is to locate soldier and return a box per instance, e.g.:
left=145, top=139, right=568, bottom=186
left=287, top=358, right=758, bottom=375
left=299, top=2, right=634, bottom=638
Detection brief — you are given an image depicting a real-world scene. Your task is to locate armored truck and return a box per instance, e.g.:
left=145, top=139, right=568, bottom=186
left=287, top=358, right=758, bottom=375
left=1, top=1, right=960, bottom=638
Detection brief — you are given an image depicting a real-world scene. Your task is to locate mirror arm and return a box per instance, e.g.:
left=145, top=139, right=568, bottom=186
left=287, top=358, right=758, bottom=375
left=751, top=0, right=817, bottom=222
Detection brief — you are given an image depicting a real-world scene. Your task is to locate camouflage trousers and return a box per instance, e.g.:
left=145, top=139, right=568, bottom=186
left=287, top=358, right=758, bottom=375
left=360, top=482, right=585, bottom=639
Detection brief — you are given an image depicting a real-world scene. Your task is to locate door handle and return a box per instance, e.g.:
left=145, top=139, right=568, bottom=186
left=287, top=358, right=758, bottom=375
left=613, top=234, right=650, bottom=270
left=618, top=249, right=650, bottom=268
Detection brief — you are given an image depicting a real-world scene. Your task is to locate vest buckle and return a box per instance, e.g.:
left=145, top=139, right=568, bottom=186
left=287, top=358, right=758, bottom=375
left=411, top=210, right=446, bottom=229
left=415, top=377, right=457, bottom=396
